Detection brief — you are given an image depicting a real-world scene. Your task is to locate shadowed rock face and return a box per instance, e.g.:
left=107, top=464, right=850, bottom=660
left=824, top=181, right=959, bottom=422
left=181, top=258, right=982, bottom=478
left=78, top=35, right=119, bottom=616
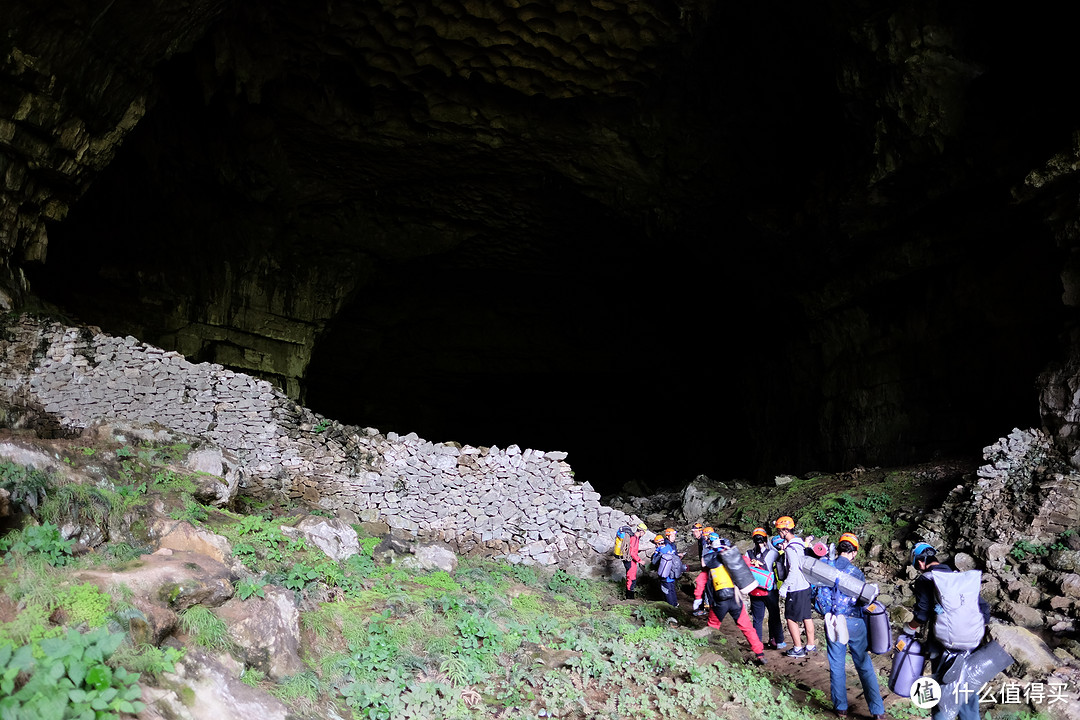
left=3, top=1, right=1080, bottom=489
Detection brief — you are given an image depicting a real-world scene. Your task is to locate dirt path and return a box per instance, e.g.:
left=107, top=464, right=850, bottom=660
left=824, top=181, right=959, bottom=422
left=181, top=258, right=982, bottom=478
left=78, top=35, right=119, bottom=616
left=670, top=592, right=908, bottom=719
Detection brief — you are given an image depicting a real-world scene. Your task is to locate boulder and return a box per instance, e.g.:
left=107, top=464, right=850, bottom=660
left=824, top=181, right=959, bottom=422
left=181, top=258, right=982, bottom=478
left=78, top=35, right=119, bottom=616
left=280, top=515, right=359, bottom=561
left=153, top=520, right=233, bottom=565
left=184, top=447, right=241, bottom=507
left=989, top=624, right=1060, bottom=677
left=413, top=543, right=458, bottom=572
left=78, top=548, right=235, bottom=612
left=1062, top=574, right=1080, bottom=599
left=680, top=476, right=736, bottom=524
left=215, top=587, right=305, bottom=680
left=156, top=646, right=290, bottom=720
left=1003, top=601, right=1046, bottom=629
left=1048, top=549, right=1080, bottom=572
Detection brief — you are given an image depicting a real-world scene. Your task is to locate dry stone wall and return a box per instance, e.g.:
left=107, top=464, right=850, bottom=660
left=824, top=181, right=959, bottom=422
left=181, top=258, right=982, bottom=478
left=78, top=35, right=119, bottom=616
left=0, top=315, right=637, bottom=564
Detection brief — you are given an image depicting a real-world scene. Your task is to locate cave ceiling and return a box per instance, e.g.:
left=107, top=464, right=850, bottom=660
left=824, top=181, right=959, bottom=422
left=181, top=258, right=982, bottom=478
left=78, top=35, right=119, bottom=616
left=3, top=1, right=1080, bottom=491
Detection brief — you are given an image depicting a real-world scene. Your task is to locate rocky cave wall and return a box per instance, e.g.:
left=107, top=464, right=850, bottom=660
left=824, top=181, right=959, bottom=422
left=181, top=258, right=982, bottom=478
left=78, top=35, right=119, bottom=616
left=3, top=2, right=1080, bottom=487
left=0, top=314, right=637, bottom=564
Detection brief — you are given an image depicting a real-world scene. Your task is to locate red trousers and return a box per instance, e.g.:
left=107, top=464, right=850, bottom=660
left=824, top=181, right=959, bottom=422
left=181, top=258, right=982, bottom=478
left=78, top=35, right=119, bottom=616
left=694, top=571, right=708, bottom=600
left=625, top=561, right=638, bottom=591
left=708, top=598, right=765, bottom=655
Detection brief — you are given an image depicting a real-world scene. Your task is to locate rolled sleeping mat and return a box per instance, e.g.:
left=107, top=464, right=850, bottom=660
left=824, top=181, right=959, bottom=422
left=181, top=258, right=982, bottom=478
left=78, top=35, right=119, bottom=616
left=865, top=601, right=893, bottom=655
left=720, top=546, right=759, bottom=594
left=888, top=636, right=926, bottom=698
left=934, top=641, right=1015, bottom=720
left=799, top=556, right=879, bottom=604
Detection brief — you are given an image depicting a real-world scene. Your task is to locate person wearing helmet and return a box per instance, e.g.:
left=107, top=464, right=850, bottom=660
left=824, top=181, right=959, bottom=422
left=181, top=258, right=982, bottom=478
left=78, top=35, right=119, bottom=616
left=774, top=516, right=817, bottom=657
left=814, top=533, right=884, bottom=720
left=650, top=528, right=683, bottom=607
left=690, top=522, right=712, bottom=616
left=746, top=527, right=786, bottom=650
left=903, top=542, right=990, bottom=720
left=622, top=523, right=649, bottom=600
left=702, top=534, right=767, bottom=664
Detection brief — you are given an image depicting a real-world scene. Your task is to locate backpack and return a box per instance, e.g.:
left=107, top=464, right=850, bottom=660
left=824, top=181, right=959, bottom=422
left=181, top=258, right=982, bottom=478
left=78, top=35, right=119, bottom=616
left=657, top=549, right=685, bottom=580
left=930, top=569, right=985, bottom=651
left=613, top=525, right=633, bottom=558
left=812, top=559, right=858, bottom=617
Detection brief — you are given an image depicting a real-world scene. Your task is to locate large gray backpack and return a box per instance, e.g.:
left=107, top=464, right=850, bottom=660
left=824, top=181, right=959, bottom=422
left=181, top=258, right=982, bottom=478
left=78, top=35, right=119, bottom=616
left=931, top=569, right=985, bottom=651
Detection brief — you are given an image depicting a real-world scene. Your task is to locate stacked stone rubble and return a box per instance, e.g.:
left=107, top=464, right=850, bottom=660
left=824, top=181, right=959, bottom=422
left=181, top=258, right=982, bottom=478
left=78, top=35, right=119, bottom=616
left=913, top=427, right=1080, bottom=632
left=0, top=315, right=636, bottom=564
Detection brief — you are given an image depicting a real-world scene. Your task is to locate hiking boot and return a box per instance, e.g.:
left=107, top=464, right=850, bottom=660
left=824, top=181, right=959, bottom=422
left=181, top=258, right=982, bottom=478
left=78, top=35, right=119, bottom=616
left=834, top=711, right=847, bottom=719
left=785, top=646, right=807, bottom=658
left=774, top=641, right=788, bottom=650
left=806, top=644, right=818, bottom=653
left=755, top=653, right=767, bottom=665
left=625, top=590, right=635, bottom=600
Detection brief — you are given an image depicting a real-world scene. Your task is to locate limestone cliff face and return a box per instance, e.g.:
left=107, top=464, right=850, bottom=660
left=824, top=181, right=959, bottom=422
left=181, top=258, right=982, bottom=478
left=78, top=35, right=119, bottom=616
left=2, top=1, right=1080, bottom=485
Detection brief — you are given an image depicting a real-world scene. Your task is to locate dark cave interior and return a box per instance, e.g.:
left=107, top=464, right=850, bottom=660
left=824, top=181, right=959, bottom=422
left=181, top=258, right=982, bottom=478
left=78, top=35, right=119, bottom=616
left=16, top=1, right=1080, bottom=494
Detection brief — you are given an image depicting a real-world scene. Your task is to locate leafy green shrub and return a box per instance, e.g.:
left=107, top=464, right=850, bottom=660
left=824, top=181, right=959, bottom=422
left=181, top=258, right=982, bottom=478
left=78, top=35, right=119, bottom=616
left=0, top=461, right=55, bottom=513
left=0, top=523, right=73, bottom=566
left=57, top=583, right=113, bottom=628
left=108, top=643, right=184, bottom=681
left=236, top=576, right=267, bottom=600
left=0, top=627, right=145, bottom=719
left=284, top=563, right=322, bottom=591
left=1010, top=539, right=1050, bottom=561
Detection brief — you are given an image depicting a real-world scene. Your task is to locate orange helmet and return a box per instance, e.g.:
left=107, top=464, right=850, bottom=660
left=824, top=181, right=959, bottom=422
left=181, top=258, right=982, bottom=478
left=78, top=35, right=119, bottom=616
left=752, top=527, right=768, bottom=539
left=692, top=522, right=704, bottom=530
left=663, top=528, right=676, bottom=539
left=702, top=526, right=714, bottom=535
left=653, top=534, right=666, bottom=544
left=774, top=516, right=795, bottom=530
left=838, top=532, right=860, bottom=552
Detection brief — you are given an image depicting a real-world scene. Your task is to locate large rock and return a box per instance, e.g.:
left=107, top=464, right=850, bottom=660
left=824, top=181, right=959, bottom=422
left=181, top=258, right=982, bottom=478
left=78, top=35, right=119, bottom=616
left=280, top=515, right=360, bottom=562
left=215, top=587, right=305, bottom=680
left=680, top=476, right=736, bottom=524
left=1050, top=550, right=1080, bottom=573
left=1003, top=601, right=1046, bottom=629
left=152, top=520, right=233, bottom=565
left=78, top=548, right=235, bottom=613
left=155, top=646, right=290, bottom=720
left=413, top=543, right=459, bottom=572
left=989, top=624, right=1061, bottom=677
left=184, top=447, right=241, bottom=507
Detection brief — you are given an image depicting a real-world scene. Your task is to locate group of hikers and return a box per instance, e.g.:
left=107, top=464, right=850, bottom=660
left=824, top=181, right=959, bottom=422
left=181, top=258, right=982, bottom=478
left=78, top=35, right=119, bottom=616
left=615, top=518, right=994, bottom=720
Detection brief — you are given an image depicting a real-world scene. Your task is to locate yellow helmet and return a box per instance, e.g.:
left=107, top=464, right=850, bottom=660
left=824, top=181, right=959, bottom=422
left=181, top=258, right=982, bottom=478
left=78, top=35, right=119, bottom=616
left=774, top=516, right=795, bottom=530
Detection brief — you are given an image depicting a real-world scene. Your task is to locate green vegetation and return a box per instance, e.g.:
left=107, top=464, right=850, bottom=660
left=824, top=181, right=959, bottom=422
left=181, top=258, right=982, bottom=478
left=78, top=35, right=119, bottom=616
left=0, top=445, right=977, bottom=720
left=1010, top=530, right=1077, bottom=561
left=0, top=523, right=73, bottom=566
left=179, top=605, right=230, bottom=651
left=0, top=627, right=146, bottom=719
